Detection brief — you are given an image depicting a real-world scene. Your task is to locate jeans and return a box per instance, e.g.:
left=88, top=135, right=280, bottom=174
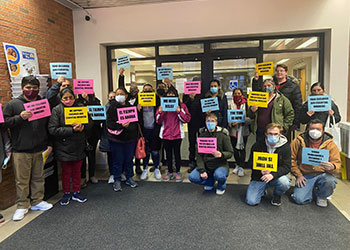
left=188, top=167, right=228, bottom=191
left=230, top=136, right=248, bottom=167
left=292, top=173, right=337, bottom=205
left=163, top=139, right=182, bottom=173
left=246, top=175, right=291, bottom=206
left=135, top=128, right=160, bottom=170
left=109, top=140, right=137, bottom=181
left=107, top=152, right=113, bottom=175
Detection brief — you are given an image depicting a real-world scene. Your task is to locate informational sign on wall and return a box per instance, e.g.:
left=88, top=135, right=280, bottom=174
left=248, top=91, right=269, bottom=108
left=157, top=67, right=173, bottom=80
left=161, top=97, right=178, bottom=111
left=87, top=106, right=106, bottom=120
left=227, top=109, right=245, bottom=123
left=73, top=79, right=94, bottom=95
left=117, top=106, right=138, bottom=124
left=200, top=97, right=219, bottom=113
left=308, top=95, right=331, bottom=112
left=64, top=107, right=89, bottom=125
left=256, top=61, right=274, bottom=76
left=197, top=137, right=217, bottom=154
left=229, top=80, right=238, bottom=90
left=138, top=93, right=156, bottom=106
left=253, top=152, right=278, bottom=172
left=302, top=148, right=329, bottom=166
left=50, top=62, right=72, bottom=79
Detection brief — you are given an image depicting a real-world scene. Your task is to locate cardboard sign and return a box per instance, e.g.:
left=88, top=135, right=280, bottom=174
left=117, top=55, right=130, bottom=70
left=64, top=107, right=89, bottom=125
left=157, top=67, right=173, bottom=80
left=50, top=62, right=72, bottom=79
left=73, top=79, right=94, bottom=95
left=87, top=105, right=106, bottom=120
left=184, top=81, right=201, bottom=94
left=200, top=97, right=219, bottom=113
left=175, top=78, right=186, bottom=94
left=138, top=93, right=156, bottom=107
left=161, top=97, right=178, bottom=112
left=253, top=152, right=278, bottom=172
left=302, top=148, right=329, bottom=166
left=248, top=91, right=269, bottom=108
left=23, top=99, right=51, bottom=121
left=308, top=95, right=331, bottom=112
left=117, top=106, right=138, bottom=124
left=229, top=80, right=238, bottom=90
left=197, top=137, right=217, bottom=154
left=227, top=109, right=245, bottom=123
left=0, top=104, right=4, bottom=123
left=256, top=61, right=274, bottom=76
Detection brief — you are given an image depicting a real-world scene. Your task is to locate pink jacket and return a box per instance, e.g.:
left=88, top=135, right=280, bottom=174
left=156, top=102, right=191, bottom=140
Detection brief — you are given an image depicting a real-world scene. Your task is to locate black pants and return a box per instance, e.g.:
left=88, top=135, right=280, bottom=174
left=230, top=136, right=248, bottom=167
left=107, top=151, right=113, bottom=175
left=163, top=139, right=182, bottom=173
left=188, top=126, right=200, bottom=162
left=81, top=137, right=99, bottom=178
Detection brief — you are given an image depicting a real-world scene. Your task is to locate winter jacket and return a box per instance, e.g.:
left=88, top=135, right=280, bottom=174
left=184, top=94, right=203, bottom=130
left=0, top=125, right=11, bottom=183
left=248, top=135, right=291, bottom=181
left=203, top=89, right=228, bottom=128
left=99, top=101, right=113, bottom=152
left=227, top=98, right=251, bottom=137
left=247, top=92, right=294, bottom=134
left=46, top=81, right=61, bottom=109
left=299, top=99, right=341, bottom=125
left=196, top=126, right=233, bottom=173
left=290, top=132, right=341, bottom=178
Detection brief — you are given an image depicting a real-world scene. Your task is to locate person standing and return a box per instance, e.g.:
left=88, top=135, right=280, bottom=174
left=0, top=122, right=11, bottom=223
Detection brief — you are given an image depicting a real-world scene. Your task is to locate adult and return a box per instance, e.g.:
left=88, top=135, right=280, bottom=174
left=46, top=76, right=72, bottom=108
left=0, top=123, right=11, bottom=223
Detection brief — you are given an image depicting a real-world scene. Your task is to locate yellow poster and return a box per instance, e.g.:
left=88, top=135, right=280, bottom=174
left=256, top=61, right=274, bottom=76
left=64, top=107, right=89, bottom=125
left=253, top=152, right=278, bottom=172
left=248, top=91, right=269, bottom=108
left=138, top=93, right=156, bottom=106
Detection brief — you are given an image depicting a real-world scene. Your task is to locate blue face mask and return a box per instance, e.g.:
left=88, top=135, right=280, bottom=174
left=206, top=121, right=216, bottom=131
left=210, top=87, right=218, bottom=94
left=264, top=87, right=274, bottom=93
left=267, top=135, right=280, bottom=145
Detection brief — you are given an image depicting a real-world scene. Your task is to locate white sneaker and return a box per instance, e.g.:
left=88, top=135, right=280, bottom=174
left=216, top=189, right=225, bottom=195
left=30, top=201, right=53, bottom=211
left=232, top=165, right=240, bottom=175
left=13, top=208, right=28, bottom=221
left=204, top=186, right=214, bottom=191
left=316, top=197, right=328, bottom=207
left=141, top=169, right=148, bottom=180
left=90, top=176, right=98, bottom=184
left=108, top=175, right=115, bottom=184
left=237, top=167, right=245, bottom=177
left=154, top=168, right=161, bottom=180
left=121, top=174, right=126, bottom=182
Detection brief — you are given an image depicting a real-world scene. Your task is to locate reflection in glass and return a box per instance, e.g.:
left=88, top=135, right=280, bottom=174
left=159, top=44, right=204, bottom=55
left=263, top=37, right=319, bottom=50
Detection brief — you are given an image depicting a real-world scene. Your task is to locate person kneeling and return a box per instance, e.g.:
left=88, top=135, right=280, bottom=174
left=246, top=123, right=291, bottom=206
left=188, top=114, right=233, bottom=195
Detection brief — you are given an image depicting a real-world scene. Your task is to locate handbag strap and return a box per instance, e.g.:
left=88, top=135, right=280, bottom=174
left=137, top=124, right=144, bottom=138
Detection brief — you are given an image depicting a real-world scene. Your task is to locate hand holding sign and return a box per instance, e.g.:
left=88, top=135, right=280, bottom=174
left=320, top=161, right=335, bottom=171
left=20, top=110, right=33, bottom=120
left=212, top=151, right=222, bottom=158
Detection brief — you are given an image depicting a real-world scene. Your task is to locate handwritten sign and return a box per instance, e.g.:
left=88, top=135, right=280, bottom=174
left=50, top=62, right=72, bottom=79
left=308, top=95, right=331, bottom=112
left=256, top=61, right=274, bottom=76
left=184, top=81, right=201, bottom=94
left=248, top=91, right=269, bottom=108
left=253, top=152, right=278, bottom=172
left=161, top=97, right=178, bottom=112
left=201, top=97, right=219, bottom=113
left=64, top=107, right=89, bottom=125
left=117, top=106, right=138, bottom=124
left=87, top=105, right=106, bottom=120
left=73, top=79, right=94, bottom=95
left=0, top=104, right=4, bottom=123
left=157, top=67, right=173, bottom=80
left=227, top=109, right=245, bottom=123
left=117, top=55, right=130, bottom=70
left=197, top=137, right=217, bottom=154
left=302, top=148, right=329, bottom=166
left=229, top=80, right=238, bottom=90
left=138, top=93, right=156, bottom=107
left=23, top=99, right=51, bottom=121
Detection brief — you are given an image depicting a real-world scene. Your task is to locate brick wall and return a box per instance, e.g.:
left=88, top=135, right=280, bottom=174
left=0, top=0, right=75, bottom=209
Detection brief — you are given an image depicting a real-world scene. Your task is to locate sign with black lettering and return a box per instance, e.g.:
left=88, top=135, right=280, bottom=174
left=161, top=97, right=178, bottom=111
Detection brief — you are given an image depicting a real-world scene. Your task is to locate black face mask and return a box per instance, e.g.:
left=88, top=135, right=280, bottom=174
left=157, top=89, right=165, bottom=96
left=130, top=90, right=137, bottom=97
left=144, top=90, right=153, bottom=93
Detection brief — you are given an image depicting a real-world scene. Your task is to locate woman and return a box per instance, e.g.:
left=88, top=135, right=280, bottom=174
left=247, top=79, right=294, bottom=142
left=228, top=88, right=250, bottom=177
left=300, top=82, right=341, bottom=125
left=48, top=88, right=88, bottom=205
left=107, top=87, right=139, bottom=192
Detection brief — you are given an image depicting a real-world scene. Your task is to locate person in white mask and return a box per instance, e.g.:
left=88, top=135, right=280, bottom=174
left=290, top=119, right=341, bottom=207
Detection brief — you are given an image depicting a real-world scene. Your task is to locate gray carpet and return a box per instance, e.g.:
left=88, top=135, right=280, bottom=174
left=1, top=182, right=350, bottom=250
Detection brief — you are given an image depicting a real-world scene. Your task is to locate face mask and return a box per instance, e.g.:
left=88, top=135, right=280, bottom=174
left=61, top=99, right=75, bottom=107
left=264, top=87, right=274, bottom=93
left=23, top=89, right=39, bottom=99
left=115, top=95, right=126, bottom=103
left=233, top=95, right=243, bottom=104
left=309, top=129, right=322, bottom=140
left=267, top=135, right=280, bottom=145
left=130, top=90, right=137, bottom=97
left=144, top=90, right=153, bottom=93
left=210, top=87, right=218, bottom=94
left=157, top=89, right=165, bottom=96
left=206, top=121, right=216, bottom=131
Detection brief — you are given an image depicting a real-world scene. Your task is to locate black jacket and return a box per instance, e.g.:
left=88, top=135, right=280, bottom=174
left=3, top=95, right=50, bottom=153
left=184, top=94, right=203, bottom=129
left=299, top=99, right=341, bottom=125
left=203, top=90, right=228, bottom=128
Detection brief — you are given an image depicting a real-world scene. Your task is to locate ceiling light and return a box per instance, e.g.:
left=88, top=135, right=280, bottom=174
left=284, top=38, right=294, bottom=45
left=277, top=59, right=290, bottom=64
left=270, top=39, right=284, bottom=48
left=296, top=37, right=317, bottom=49
left=119, top=49, right=145, bottom=58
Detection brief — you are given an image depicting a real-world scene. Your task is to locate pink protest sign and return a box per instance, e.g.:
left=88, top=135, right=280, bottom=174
left=117, top=106, right=138, bottom=124
left=0, top=104, right=4, bottom=123
left=184, top=81, right=201, bottom=94
left=73, top=79, right=94, bottom=94
left=23, top=99, right=51, bottom=121
left=197, top=137, right=217, bottom=154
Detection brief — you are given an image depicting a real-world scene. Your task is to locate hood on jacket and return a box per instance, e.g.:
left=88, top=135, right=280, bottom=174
left=297, top=131, right=334, bottom=148
left=265, top=134, right=288, bottom=153
left=199, top=126, right=229, bottom=136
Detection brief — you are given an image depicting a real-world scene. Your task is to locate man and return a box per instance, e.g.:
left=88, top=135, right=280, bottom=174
left=188, top=113, right=233, bottom=195
left=291, top=119, right=340, bottom=207
left=4, top=75, right=53, bottom=221
left=246, top=123, right=291, bottom=206
left=46, top=76, right=72, bottom=108
left=128, top=83, right=139, bottom=106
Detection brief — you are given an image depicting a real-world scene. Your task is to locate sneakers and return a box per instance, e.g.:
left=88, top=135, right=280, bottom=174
left=271, top=195, right=281, bottom=206
left=13, top=208, right=28, bottom=221
left=72, top=192, right=87, bottom=203
left=216, top=189, right=225, bottom=195
left=204, top=186, right=214, bottom=191
left=163, top=173, right=175, bottom=181
left=121, top=173, right=127, bottom=182
left=113, top=180, right=122, bottom=192
left=316, top=197, right=328, bottom=207
left=141, top=169, right=148, bottom=180
left=60, top=193, right=71, bottom=206
left=125, top=178, right=138, bottom=188
left=175, top=172, right=182, bottom=182
left=154, top=168, right=161, bottom=180
left=89, top=176, right=98, bottom=184
left=232, top=165, right=240, bottom=175
left=237, top=167, right=244, bottom=177
left=108, top=175, right=115, bottom=184
left=0, top=214, right=4, bottom=223
left=31, top=201, right=53, bottom=211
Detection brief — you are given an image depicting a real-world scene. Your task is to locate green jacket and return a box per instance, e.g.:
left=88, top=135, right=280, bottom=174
left=196, top=126, right=233, bottom=173
left=247, top=92, right=294, bottom=134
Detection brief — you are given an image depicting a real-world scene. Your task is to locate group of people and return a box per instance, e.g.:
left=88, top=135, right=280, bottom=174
left=0, top=63, right=342, bottom=223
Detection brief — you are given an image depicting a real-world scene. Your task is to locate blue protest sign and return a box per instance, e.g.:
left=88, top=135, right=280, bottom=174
left=227, top=109, right=245, bottom=123
left=87, top=105, right=106, bottom=120
left=201, top=97, right=219, bottom=113
left=301, top=147, right=329, bottom=166
left=161, top=97, right=178, bottom=111
left=50, top=62, right=72, bottom=79
left=117, top=55, right=130, bottom=70
left=157, top=67, right=173, bottom=80
left=308, top=95, right=331, bottom=112
left=229, top=80, right=238, bottom=90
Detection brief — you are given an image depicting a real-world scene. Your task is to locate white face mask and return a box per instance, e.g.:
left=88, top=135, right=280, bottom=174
left=115, top=95, right=126, bottom=103
left=309, top=129, right=322, bottom=140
